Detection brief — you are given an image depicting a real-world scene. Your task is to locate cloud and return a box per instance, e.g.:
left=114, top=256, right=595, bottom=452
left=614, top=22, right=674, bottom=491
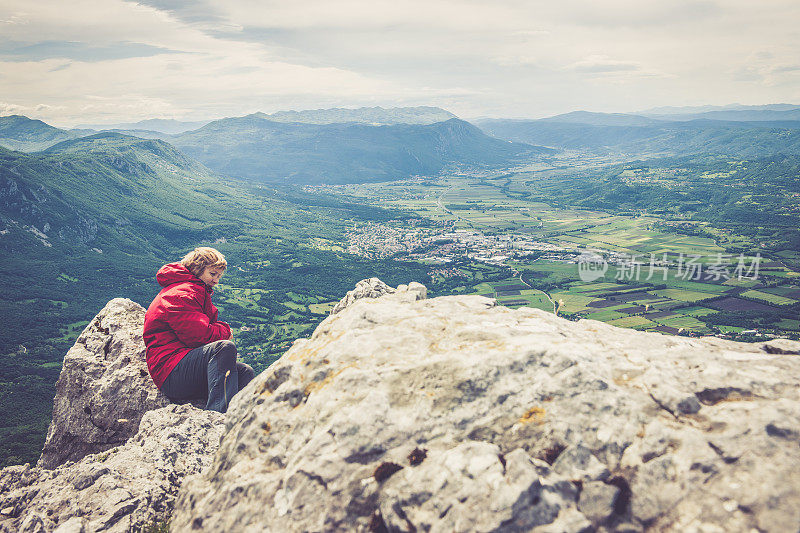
left=568, top=55, right=641, bottom=74
left=0, top=101, right=27, bottom=115
left=510, top=30, right=550, bottom=38
left=188, top=0, right=518, bottom=32
left=0, top=101, right=66, bottom=116
left=772, top=65, right=800, bottom=73
left=0, top=13, right=27, bottom=25
left=729, top=47, right=800, bottom=85
left=491, top=55, right=541, bottom=67
left=1, top=0, right=799, bottom=124
left=130, top=0, right=226, bottom=24
left=557, top=0, right=722, bottom=28
left=0, top=40, right=181, bottom=62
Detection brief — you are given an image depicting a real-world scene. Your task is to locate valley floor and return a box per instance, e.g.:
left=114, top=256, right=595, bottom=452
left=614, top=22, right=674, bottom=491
left=303, top=161, right=800, bottom=342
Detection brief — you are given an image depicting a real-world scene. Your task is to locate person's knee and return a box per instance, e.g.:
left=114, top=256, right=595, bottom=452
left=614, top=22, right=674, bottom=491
left=216, top=339, right=236, bottom=352
left=212, top=340, right=237, bottom=365
left=240, top=363, right=255, bottom=382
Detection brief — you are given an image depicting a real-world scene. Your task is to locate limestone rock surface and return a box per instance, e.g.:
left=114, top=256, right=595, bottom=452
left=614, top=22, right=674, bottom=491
left=0, top=404, right=224, bottom=532
left=38, top=298, right=169, bottom=469
left=330, top=277, right=427, bottom=315
left=330, top=277, right=395, bottom=315
left=171, top=280, right=800, bottom=532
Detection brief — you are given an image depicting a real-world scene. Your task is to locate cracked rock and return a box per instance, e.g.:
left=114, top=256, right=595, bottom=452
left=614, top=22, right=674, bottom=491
left=0, top=405, right=223, bottom=533
left=380, top=443, right=579, bottom=532
left=169, top=279, right=800, bottom=532
left=578, top=481, right=620, bottom=523
left=38, top=298, right=169, bottom=469
left=330, top=277, right=397, bottom=315
left=552, top=445, right=610, bottom=482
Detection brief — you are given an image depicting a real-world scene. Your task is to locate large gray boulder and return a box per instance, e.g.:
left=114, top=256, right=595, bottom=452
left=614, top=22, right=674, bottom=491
left=38, top=298, right=169, bottom=469
left=0, top=297, right=230, bottom=532
left=0, top=404, right=224, bottom=532
left=171, top=281, right=800, bottom=532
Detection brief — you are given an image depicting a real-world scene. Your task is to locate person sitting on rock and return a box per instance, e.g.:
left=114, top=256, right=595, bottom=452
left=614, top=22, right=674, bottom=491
left=143, top=246, right=254, bottom=413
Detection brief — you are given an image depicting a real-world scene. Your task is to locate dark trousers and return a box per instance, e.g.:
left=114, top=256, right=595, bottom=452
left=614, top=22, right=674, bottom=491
left=161, top=340, right=255, bottom=413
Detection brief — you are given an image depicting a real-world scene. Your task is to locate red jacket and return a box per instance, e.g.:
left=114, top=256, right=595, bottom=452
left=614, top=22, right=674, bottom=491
left=143, top=262, right=231, bottom=388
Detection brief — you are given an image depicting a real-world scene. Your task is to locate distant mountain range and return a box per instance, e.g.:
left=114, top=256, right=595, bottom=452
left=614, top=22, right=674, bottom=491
left=4, top=102, right=800, bottom=184
left=475, top=107, right=800, bottom=157
left=75, top=106, right=457, bottom=131
left=638, top=103, right=800, bottom=115
left=0, top=108, right=547, bottom=184
left=644, top=107, right=800, bottom=123
left=259, top=106, right=458, bottom=125
left=167, top=114, right=547, bottom=184
left=537, top=111, right=661, bottom=127
left=74, top=118, right=210, bottom=134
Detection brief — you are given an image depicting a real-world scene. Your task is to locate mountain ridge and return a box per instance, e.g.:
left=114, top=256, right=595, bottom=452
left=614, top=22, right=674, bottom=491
left=639, top=103, right=800, bottom=115
left=475, top=114, right=800, bottom=157
left=538, top=110, right=661, bottom=127
left=169, top=115, right=550, bottom=184
left=0, top=115, right=90, bottom=152
left=258, top=105, right=458, bottom=125
left=74, top=118, right=210, bottom=134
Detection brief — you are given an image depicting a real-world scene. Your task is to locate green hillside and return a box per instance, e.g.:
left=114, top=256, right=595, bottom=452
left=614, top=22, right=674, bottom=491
left=476, top=116, right=800, bottom=158
left=0, top=115, right=89, bottom=152
left=487, top=153, right=800, bottom=257
left=170, top=115, right=549, bottom=184
left=1, top=134, right=243, bottom=255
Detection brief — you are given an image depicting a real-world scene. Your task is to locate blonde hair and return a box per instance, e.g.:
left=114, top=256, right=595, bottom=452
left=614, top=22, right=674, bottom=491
left=181, top=247, right=227, bottom=277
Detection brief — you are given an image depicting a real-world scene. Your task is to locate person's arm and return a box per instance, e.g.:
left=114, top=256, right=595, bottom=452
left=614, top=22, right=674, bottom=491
left=208, top=302, right=231, bottom=332
left=162, top=288, right=231, bottom=347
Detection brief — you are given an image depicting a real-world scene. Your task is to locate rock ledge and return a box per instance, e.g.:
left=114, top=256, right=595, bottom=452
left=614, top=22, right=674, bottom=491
left=170, top=280, right=800, bottom=532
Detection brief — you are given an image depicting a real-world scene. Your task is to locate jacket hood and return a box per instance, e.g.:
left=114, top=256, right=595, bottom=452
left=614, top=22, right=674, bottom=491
left=156, top=262, right=206, bottom=290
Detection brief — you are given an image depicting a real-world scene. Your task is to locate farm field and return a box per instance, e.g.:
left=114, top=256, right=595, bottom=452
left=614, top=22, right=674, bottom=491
left=739, top=289, right=796, bottom=306
left=467, top=260, right=800, bottom=337
left=328, top=171, right=800, bottom=340
left=429, top=253, right=799, bottom=338
left=334, top=176, right=614, bottom=234
left=760, top=285, right=800, bottom=297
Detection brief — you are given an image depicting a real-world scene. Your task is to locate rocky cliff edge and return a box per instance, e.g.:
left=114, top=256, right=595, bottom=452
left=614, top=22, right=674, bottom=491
left=0, top=299, right=224, bottom=533
left=174, top=279, right=800, bottom=532
left=2, top=280, right=800, bottom=532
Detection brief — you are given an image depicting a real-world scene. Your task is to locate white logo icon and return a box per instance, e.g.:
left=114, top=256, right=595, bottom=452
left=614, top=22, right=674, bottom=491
left=577, top=252, right=608, bottom=282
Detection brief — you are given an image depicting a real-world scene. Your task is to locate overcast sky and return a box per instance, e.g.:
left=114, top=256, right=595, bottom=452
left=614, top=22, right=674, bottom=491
left=1, top=0, right=799, bottom=126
